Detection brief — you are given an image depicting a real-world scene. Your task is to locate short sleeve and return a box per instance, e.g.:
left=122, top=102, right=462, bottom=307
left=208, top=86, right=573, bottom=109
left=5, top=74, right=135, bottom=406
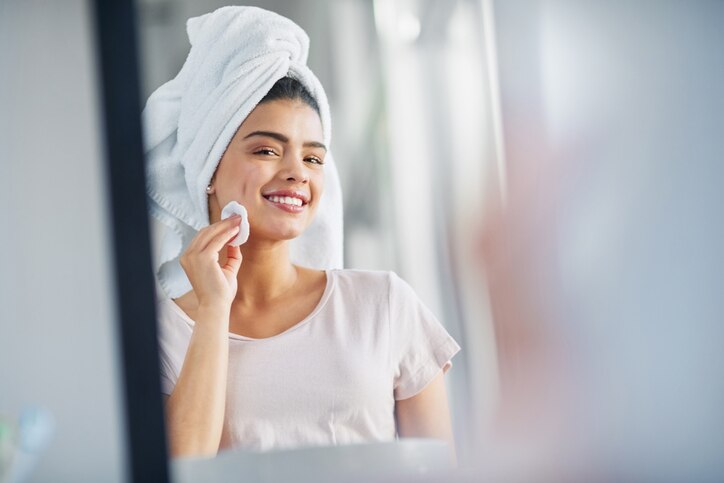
left=155, top=299, right=183, bottom=396
left=158, top=347, right=177, bottom=396
left=388, top=272, right=461, bottom=400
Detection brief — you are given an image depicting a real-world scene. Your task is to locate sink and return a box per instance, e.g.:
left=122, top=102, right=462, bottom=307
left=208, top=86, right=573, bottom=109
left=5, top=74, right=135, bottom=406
left=171, top=438, right=452, bottom=483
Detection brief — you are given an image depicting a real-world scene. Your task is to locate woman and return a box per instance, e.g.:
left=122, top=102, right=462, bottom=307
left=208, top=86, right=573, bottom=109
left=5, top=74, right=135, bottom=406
left=145, top=7, right=460, bottom=459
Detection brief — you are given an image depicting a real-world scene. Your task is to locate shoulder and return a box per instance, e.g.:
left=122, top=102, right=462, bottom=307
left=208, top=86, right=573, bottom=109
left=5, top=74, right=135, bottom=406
left=154, top=297, right=194, bottom=339
left=328, top=269, right=419, bottom=305
left=154, top=298, right=176, bottom=332
left=326, top=269, right=393, bottom=310
left=329, top=268, right=399, bottom=294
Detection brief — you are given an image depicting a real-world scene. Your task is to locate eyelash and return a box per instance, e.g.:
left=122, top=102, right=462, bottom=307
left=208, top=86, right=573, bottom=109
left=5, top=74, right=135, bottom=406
left=254, top=148, right=324, bottom=165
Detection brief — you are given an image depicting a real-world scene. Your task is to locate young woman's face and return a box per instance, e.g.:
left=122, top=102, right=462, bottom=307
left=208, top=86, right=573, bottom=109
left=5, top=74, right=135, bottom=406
left=210, top=99, right=326, bottom=242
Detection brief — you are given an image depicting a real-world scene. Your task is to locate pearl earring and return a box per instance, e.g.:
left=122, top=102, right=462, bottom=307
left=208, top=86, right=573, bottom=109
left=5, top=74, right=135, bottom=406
left=206, top=184, right=213, bottom=194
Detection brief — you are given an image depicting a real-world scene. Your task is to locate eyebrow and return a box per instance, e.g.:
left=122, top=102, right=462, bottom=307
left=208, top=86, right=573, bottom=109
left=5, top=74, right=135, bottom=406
left=243, top=130, right=327, bottom=151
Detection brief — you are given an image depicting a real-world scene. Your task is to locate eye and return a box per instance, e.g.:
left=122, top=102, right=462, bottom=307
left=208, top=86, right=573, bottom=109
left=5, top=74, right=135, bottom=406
left=254, top=148, right=278, bottom=156
left=305, top=156, right=325, bottom=165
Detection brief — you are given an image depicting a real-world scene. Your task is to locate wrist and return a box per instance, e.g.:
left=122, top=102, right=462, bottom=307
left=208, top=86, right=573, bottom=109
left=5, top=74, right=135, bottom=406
left=196, top=304, right=230, bottom=326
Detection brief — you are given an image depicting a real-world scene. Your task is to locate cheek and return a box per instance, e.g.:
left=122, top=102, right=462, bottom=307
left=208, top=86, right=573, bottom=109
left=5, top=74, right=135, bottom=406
left=221, top=163, right=266, bottom=199
left=304, top=173, right=324, bottom=219
left=314, top=171, right=325, bottom=197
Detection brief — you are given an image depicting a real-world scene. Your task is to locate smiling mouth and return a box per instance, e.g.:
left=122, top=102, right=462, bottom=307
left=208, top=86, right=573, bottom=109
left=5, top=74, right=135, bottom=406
left=262, top=194, right=308, bottom=213
left=263, top=194, right=305, bottom=207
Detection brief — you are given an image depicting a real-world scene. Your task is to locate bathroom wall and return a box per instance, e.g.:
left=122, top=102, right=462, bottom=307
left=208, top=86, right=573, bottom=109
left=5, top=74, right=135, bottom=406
left=0, top=1, right=128, bottom=481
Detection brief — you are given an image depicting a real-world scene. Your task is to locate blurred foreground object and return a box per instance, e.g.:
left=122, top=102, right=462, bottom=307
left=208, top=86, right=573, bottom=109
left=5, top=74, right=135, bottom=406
left=473, top=0, right=724, bottom=481
left=0, top=408, right=54, bottom=483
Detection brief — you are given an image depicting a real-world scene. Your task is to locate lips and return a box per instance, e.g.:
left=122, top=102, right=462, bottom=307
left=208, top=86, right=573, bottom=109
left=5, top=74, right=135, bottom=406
left=261, top=189, right=310, bottom=204
left=264, top=196, right=306, bottom=213
left=262, top=190, right=310, bottom=213
left=261, top=189, right=310, bottom=214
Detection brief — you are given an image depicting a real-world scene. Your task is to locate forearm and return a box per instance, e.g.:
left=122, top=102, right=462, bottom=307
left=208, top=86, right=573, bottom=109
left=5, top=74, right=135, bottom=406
left=166, top=309, right=229, bottom=458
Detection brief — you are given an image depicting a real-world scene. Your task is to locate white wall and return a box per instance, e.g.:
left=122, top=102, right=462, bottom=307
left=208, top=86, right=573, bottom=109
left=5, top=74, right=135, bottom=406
left=0, top=1, right=127, bottom=482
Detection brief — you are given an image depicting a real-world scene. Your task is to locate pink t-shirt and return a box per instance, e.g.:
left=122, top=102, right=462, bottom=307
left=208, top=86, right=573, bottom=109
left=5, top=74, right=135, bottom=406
left=156, top=269, right=460, bottom=452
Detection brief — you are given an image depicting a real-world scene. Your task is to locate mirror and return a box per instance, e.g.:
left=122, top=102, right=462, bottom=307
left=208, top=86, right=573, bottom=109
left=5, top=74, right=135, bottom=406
left=136, top=0, right=494, bottom=479
left=3, top=0, right=724, bottom=481
left=136, top=0, right=724, bottom=481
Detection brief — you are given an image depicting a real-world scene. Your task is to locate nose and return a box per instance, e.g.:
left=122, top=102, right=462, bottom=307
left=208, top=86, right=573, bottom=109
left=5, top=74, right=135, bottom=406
left=280, top=153, right=309, bottom=184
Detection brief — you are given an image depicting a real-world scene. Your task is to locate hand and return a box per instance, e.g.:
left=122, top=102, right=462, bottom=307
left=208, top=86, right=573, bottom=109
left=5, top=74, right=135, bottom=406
left=179, top=215, right=243, bottom=315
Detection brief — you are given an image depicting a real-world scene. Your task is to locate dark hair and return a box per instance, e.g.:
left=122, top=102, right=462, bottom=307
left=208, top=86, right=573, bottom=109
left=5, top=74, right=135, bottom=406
left=259, top=77, right=320, bottom=116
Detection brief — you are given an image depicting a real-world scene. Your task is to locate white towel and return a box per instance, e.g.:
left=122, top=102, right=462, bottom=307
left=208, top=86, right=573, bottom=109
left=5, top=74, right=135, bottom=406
left=143, top=6, right=344, bottom=298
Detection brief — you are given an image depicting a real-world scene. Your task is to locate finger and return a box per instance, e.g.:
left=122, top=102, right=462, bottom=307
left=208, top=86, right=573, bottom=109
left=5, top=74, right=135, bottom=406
left=222, top=245, right=242, bottom=276
left=203, top=224, right=240, bottom=255
left=193, top=215, right=241, bottom=252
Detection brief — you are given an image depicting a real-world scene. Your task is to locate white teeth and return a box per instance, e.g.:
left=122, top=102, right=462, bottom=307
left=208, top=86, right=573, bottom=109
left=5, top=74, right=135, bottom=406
left=266, top=195, right=303, bottom=207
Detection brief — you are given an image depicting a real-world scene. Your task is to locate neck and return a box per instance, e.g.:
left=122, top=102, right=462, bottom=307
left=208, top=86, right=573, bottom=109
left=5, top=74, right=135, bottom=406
left=219, top=238, right=298, bottom=307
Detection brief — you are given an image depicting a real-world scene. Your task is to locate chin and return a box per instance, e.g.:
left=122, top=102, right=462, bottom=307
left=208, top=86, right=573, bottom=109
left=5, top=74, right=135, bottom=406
left=255, top=223, right=308, bottom=241
left=277, top=229, right=304, bottom=240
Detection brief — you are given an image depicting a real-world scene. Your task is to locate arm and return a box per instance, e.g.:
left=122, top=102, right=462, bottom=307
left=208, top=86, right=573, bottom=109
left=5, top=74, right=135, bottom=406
left=394, top=370, right=456, bottom=465
left=164, top=309, right=229, bottom=458
left=162, top=215, right=243, bottom=458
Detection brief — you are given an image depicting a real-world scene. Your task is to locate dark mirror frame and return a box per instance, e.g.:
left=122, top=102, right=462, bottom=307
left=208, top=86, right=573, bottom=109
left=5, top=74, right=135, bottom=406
left=92, top=0, right=170, bottom=481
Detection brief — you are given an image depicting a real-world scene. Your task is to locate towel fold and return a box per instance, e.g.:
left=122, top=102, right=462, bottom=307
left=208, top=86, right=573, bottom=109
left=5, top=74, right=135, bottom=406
left=143, top=6, right=343, bottom=298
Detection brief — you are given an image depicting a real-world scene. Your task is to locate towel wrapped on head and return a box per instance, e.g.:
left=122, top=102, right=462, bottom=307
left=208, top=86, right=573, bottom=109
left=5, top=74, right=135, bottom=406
left=143, top=6, right=343, bottom=298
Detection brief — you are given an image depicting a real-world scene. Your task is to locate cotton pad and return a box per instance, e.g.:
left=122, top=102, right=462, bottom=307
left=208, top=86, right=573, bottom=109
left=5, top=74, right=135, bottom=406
left=220, top=201, right=250, bottom=246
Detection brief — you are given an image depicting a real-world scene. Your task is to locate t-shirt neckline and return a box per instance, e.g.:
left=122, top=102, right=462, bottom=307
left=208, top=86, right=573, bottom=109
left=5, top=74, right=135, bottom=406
left=166, top=268, right=335, bottom=341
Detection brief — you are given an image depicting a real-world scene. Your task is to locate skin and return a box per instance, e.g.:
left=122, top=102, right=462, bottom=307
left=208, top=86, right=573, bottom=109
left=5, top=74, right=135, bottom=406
left=162, top=99, right=455, bottom=462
